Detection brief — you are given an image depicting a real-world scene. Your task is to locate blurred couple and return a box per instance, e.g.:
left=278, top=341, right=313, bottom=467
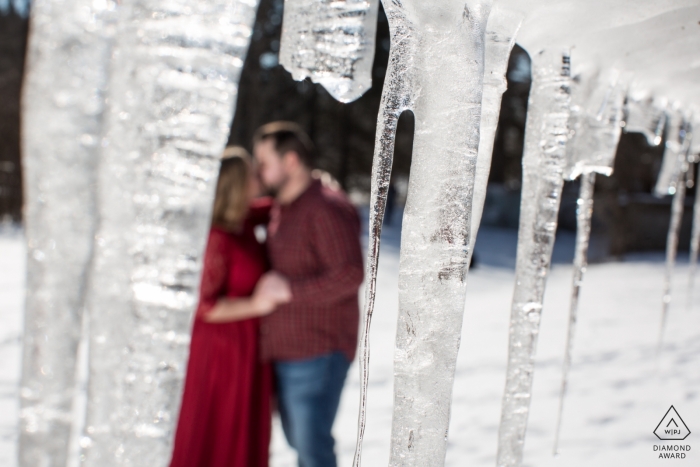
left=169, top=122, right=364, bottom=467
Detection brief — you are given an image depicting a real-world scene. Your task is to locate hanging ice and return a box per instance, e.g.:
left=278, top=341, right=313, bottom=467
left=354, top=1, right=492, bottom=465
left=469, top=6, right=522, bottom=251
left=19, top=0, right=115, bottom=464
left=279, top=0, right=379, bottom=102
left=564, top=69, right=626, bottom=180
left=623, top=94, right=666, bottom=147
left=553, top=68, right=626, bottom=455
left=80, top=0, right=259, bottom=465
left=688, top=119, right=700, bottom=309
left=497, top=48, right=572, bottom=467
left=655, top=111, right=689, bottom=197
left=657, top=111, right=692, bottom=349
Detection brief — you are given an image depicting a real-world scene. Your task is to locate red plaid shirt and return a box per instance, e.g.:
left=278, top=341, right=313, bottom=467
left=261, top=180, right=363, bottom=362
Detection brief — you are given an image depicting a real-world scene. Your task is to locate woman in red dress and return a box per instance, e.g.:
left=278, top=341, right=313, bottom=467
left=170, top=147, right=289, bottom=467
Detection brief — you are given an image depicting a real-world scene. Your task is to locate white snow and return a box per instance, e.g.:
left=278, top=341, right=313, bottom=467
left=3, top=212, right=700, bottom=466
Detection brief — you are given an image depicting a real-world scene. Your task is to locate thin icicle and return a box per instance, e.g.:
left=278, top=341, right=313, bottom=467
left=552, top=171, right=595, bottom=455
left=658, top=116, right=692, bottom=350
left=19, top=0, right=115, bottom=464
left=553, top=69, right=625, bottom=454
left=352, top=2, right=417, bottom=465
left=80, top=0, right=259, bottom=465
left=655, top=112, right=688, bottom=198
left=688, top=162, right=700, bottom=311
left=279, top=0, right=380, bottom=102
left=496, top=49, right=572, bottom=467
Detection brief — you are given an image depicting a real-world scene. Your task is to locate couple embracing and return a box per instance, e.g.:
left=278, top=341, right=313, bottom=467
left=169, top=122, right=364, bottom=467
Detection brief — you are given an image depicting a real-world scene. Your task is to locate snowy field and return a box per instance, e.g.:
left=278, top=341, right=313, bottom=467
left=2, top=213, right=700, bottom=466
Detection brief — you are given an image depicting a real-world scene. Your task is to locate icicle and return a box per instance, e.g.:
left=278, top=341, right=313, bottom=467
left=279, top=0, right=379, bottom=102
left=623, top=94, right=667, bottom=147
left=19, top=0, right=115, bottom=464
left=552, top=172, right=595, bottom=455
left=655, top=111, right=688, bottom=198
left=552, top=69, right=626, bottom=455
left=354, top=1, right=492, bottom=464
left=689, top=162, right=700, bottom=311
left=496, top=49, right=572, bottom=467
left=469, top=6, right=522, bottom=251
left=80, top=0, right=259, bottom=465
left=352, top=2, right=417, bottom=465
left=658, top=114, right=692, bottom=350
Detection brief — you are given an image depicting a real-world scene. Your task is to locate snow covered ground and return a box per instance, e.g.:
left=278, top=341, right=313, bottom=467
left=2, top=212, right=699, bottom=466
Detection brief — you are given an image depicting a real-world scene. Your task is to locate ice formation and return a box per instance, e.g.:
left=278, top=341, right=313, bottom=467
left=279, top=0, right=379, bottom=102
left=354, top=1, right=493, bottom=465
left=553, top=68, right=626, bottom=454
left=623, top=94, right=666, bottom=147
left=19, top=0, right=116, bottom=464
left=469, top=6, right=522, bottom=252
left=657, top=112, right=692, bottom=349
left=76, top=0, right=259, bottom=465
left=496, top=48, right=571, bottom=467
left=689, top=161, right=700, bottom=310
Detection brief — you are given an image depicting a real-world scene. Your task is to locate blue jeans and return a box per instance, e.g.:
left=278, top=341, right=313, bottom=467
left=274, top=351, right=351, bottom=467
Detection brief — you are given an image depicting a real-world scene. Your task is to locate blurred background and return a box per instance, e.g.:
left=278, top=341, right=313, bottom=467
left=0, top=0, right=694, bottom=258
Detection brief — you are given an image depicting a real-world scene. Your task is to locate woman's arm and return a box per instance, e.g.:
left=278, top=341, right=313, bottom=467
left=202, top=276, right=292, bottom=323
left=201, top=295, right=274, bottom=323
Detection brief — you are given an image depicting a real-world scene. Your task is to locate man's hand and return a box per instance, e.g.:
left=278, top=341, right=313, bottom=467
left=252, top=271, right=292, bottom=315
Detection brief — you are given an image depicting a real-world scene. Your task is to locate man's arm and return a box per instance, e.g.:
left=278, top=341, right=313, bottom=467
left=286, top=204, right=364, bottom=305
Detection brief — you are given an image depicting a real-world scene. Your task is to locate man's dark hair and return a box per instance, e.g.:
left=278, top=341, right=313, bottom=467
left=253, top=121, right=316, bottom=168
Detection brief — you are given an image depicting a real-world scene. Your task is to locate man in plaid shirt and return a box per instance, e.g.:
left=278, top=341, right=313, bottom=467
left=253, top=121, right=363, bottom=467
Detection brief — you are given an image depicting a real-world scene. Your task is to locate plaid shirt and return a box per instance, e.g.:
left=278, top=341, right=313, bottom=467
left=261, top=180, right=363, bottom=362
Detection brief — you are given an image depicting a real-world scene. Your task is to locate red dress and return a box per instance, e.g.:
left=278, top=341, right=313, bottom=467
left=170, top=202, right=272, bottom=467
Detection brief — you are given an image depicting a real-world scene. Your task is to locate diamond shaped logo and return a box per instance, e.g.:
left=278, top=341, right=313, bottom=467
left=654, top=406, right=691, bottom=440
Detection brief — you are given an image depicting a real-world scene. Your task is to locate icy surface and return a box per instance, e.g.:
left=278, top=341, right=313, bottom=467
left=279, top=0, right=379, bottom=102
left=497, top=49, right=571, bottom=467
left=553, top=172, right=595, bottom=455
left=19, top=0, right=115, bottom=464
left=469, top=6, right=521, bottom=252
left=79, top=0, right=258, bottom=465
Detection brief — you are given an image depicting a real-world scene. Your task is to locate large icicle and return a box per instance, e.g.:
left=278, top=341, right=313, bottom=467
left=354, top=5, right=520, bottom=464
left=19, top=0, right=115, bottom=464
left=279, top=0, right=380, bottom=102
left=80, top=0, right=259, bottom=465
left=496, top=49, right=572, bottom=467
left=657, top=112, right=691, bottom=349
left=553, top=69, right=625, bottom=454
left=469, top=6, right=522, bottom=251
left=355, top=1, right=493, bottom=464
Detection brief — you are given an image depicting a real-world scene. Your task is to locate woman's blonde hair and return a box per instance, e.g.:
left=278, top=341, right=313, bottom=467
left=211, top=146, right=251, bottom=231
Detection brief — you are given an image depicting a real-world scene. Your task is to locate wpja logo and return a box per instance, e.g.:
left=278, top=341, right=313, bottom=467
left=653, top=406, right=691, bottom=459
